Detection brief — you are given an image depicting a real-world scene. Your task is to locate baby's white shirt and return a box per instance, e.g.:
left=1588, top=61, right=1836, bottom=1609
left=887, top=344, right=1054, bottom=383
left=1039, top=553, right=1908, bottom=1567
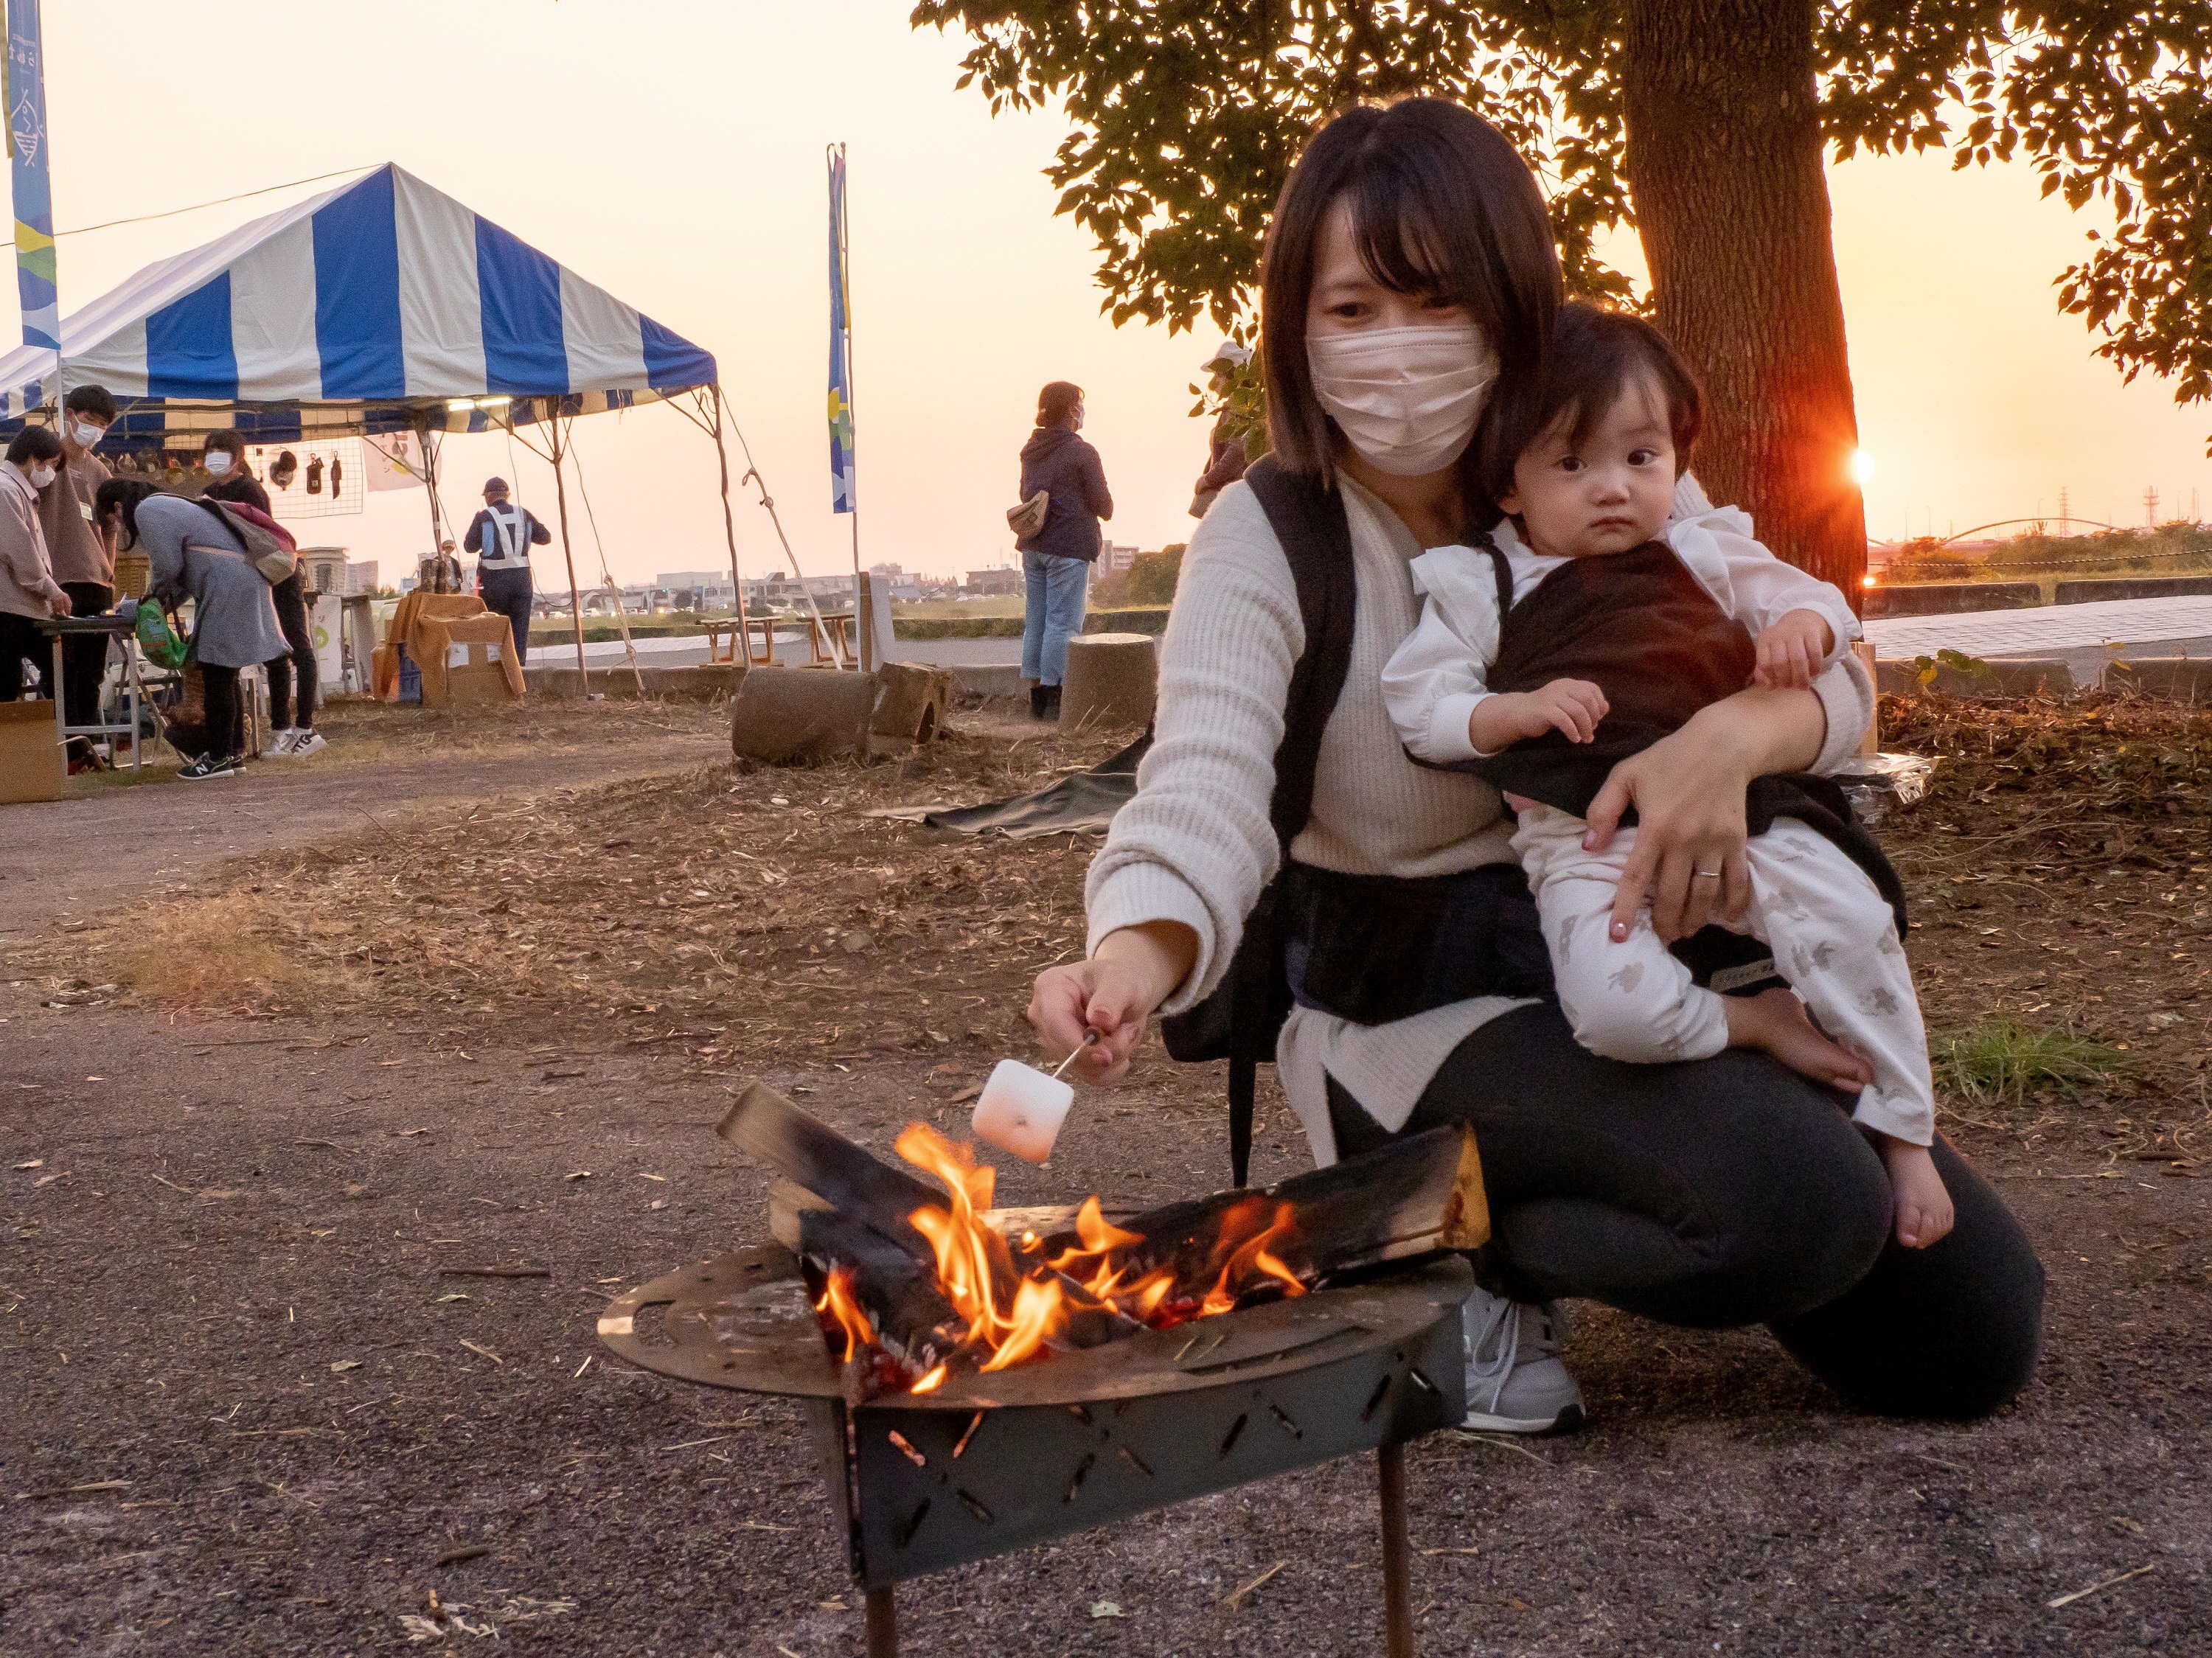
left=1379, top=484, right=1863, bottom=766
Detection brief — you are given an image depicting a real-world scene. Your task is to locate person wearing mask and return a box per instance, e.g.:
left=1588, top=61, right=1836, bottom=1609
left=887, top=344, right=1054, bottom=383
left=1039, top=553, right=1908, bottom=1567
left=98, top=478, right=285, bottom=781
left=462, top=477, right=549, bottom=666
left=202, top=430, right=324, bottom=757
left=1189, top=342, right=1253, bottom=518
left=0, top=426, right=69, bottom=700
left=39, top=387, right=118, bottom=756
left=1015, top=381, right=1113, bottom=720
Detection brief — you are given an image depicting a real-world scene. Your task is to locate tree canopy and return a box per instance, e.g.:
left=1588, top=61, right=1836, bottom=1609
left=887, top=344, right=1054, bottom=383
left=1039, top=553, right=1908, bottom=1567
left=911, top=2, right=2212, bottom=439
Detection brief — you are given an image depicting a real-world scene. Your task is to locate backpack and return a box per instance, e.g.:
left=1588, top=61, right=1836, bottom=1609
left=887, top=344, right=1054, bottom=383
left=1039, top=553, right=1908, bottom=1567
left=193, top=496, right=297, bottom=583
left=1158, top=456, right=1357, bottom=1186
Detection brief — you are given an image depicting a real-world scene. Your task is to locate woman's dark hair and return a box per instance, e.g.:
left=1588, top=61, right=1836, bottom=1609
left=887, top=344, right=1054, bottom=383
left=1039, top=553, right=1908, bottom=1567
left=1474, top=302, right=1705, bottom=505
left=63, top=384, right=117, bottom=424
left=94, top=477, right=162, bottom=550
left=202, top=428, right=246, bottom=459
left=7, top=425, right=63, bottom=466
left=1035, top=381, right=1084, bottom=428
left=1260, top=99, right=1561, bottom=488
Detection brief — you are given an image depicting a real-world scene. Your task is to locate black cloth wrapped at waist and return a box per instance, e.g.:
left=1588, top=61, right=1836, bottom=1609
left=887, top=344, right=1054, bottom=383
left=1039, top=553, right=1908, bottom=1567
left=1279, top=860, right=1556, bottom=1025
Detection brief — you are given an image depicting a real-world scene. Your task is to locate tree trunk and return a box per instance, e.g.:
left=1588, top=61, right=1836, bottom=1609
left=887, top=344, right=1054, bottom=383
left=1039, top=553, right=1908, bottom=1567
left=1621, top=1, right=1866, bottom=601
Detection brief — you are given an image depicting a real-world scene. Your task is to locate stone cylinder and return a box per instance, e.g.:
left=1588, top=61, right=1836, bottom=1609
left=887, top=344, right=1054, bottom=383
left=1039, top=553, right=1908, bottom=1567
left=1060, top=632, right=1158, bottom=730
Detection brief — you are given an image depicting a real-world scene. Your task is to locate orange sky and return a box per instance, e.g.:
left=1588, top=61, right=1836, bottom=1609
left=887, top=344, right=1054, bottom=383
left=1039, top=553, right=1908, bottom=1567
left=33, top=2, right=2212, bottom=583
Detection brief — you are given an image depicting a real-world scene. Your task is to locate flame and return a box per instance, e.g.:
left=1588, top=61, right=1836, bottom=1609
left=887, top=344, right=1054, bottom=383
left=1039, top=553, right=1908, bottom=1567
left=810, top=1123, right=1316, bottom=1391
left=814, top=1266, right=875, bottom=1362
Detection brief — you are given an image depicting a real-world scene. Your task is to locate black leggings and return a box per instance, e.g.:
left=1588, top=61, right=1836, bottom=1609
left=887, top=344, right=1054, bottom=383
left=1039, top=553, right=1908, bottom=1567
left=0, top=609, right=38, bottom=699
left=199, top=663, right=243, bottom=762
left=264, top=572, right=316, bottom=730
left=1328, top=1002, right=2045, bottom=1419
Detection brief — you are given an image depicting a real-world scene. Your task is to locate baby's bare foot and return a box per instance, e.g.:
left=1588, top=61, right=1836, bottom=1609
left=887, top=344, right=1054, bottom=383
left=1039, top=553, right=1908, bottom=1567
left=1723, top=987, right=1876, bottom=1093
left=1879, top=1137, right=1955, bottom=1249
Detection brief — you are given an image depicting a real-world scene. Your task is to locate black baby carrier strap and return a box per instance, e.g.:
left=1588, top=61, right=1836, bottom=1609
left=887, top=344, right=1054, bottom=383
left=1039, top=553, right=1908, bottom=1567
left=1158, top=456, right=1356, bottom=1186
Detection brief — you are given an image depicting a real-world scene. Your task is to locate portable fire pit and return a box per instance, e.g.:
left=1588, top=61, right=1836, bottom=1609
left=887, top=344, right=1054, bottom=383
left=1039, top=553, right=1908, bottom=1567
left=599, top=1084, right=1489, bottom=1657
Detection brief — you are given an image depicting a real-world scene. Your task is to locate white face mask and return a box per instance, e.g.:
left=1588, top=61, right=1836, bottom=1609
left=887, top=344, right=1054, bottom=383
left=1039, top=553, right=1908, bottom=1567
left=204, top=451, right=234, bottom=476
left=1307, top=323, right=1499, bottom=477
left=72, top=421, right=104, bottom=447
left=27, top=464, right=55, bottom=490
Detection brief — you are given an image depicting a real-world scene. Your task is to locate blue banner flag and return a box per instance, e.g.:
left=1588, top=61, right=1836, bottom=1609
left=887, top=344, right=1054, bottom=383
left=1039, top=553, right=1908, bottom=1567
left=827, top=144, right=855, bottom=514
left=5, top=0, right=56, bottom=351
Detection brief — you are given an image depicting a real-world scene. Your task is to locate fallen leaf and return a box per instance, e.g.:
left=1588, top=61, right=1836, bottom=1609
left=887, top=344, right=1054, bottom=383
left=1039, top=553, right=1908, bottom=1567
left=951, top=1084, right=982, bottom=1104
left=818, top=1598, right=848, bottom=1611
left=330, top=1359, right=363, bottom=1373
left=565, top=1171, right=593, bottom=1182
left=13, top=1160, right=42, bottom=1170
left=649, top=1199, right=667, bottom=1211
left=33, top=1172, right=66, bottom=1188
left=435, top=1293, right=470, bottom=1304
left=636, top=1172, right=667, bottom=1182
left=1090, top=1601, right=1125, bottom=1620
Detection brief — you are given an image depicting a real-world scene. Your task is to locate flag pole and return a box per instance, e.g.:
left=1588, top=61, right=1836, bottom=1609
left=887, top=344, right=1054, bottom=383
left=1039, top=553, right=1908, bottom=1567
left=7, top=0, right=62, bottom=397
left=827, top=142, right=866, bottom=672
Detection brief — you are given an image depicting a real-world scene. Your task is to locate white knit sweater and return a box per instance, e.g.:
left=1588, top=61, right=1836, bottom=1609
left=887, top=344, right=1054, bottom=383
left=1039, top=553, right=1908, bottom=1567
left=1085, top=474, right=1875, bottom=1167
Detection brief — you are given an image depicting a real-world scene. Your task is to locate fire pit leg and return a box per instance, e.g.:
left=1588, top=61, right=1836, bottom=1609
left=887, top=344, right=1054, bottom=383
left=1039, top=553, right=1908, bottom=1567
left=1377, top=1442, right=1415, bottom=1658
left=865, top=1585, right=897, bottom=1658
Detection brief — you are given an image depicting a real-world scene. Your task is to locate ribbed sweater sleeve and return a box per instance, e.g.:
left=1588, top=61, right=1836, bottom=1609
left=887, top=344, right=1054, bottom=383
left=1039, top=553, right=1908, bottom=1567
left=1084, top=483, right=1298, bottom=1013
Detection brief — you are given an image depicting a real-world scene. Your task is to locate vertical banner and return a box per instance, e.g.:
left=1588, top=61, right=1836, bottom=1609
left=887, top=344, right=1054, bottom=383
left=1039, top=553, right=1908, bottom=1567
left=826, top=143, right=855, bottom=515
left=4, top=0, right=57, bottom=351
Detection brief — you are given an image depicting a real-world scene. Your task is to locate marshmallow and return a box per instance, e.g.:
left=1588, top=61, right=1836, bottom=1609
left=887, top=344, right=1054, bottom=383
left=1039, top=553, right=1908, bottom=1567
left=971, top=1059, right=1074, bottom=1164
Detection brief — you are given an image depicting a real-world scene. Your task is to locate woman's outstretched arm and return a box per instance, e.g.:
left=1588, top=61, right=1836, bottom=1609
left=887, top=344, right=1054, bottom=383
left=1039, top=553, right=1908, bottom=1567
left=1582, top=651, right=1871, bottom=942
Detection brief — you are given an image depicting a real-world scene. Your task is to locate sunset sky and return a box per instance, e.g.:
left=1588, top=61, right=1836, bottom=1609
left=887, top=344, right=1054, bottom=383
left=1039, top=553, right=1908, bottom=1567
left=34, top=2, right=2212, bottom=585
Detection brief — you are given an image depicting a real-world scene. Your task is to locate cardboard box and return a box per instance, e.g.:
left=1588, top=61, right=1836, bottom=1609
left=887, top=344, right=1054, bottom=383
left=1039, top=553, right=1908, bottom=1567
left=0, top=700, right=66, bottom=804
left=417, top=613, right=525, bottom=707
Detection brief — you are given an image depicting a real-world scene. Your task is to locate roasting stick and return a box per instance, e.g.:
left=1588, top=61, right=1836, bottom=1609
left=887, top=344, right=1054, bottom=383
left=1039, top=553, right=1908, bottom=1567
left=1048, top=1027, right=1102, bottom=1079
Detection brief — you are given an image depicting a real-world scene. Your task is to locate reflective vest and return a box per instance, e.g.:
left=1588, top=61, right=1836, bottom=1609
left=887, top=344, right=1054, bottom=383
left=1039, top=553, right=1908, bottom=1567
left=477, top=503, right=535, bottom=573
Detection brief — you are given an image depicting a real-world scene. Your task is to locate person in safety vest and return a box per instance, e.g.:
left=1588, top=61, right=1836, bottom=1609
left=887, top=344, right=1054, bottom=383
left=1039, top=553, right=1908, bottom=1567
left=464, top=476, right=549, bottom=666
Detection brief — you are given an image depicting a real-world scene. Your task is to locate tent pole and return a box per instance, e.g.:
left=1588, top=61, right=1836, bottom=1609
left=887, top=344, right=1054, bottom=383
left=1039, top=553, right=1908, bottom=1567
left=709, top=386, right=749, bottom=661
left=549, top=409, right=588, bottom=683
left=414, top=417, right=442, bottom=575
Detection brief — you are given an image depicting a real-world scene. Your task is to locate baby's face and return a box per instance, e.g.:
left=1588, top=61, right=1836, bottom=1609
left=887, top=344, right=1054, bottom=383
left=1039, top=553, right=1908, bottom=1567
left=1501, top=374, right=1677, bottom=560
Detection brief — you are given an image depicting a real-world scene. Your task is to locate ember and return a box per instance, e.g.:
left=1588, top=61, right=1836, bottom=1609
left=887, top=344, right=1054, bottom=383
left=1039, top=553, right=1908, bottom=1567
left=807, top=1123, right=1314, bottom=1388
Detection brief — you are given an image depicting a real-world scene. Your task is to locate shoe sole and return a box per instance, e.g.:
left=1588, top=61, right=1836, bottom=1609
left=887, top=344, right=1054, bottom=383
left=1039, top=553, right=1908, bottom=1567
left=181, top=770, right=239, bottom=781
left=1461, top=1401, right=1585, bottom=1435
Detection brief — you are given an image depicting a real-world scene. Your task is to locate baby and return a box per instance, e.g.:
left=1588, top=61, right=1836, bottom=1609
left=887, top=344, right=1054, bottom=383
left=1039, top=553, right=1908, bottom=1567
left=1380, top=302, right=1952, bottom=1250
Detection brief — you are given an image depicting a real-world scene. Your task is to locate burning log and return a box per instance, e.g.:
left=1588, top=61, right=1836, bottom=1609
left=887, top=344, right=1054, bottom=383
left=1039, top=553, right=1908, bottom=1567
left=717, top=1082, right=947, bottom=1255
left=795, top=1205, right=966, bottom=1377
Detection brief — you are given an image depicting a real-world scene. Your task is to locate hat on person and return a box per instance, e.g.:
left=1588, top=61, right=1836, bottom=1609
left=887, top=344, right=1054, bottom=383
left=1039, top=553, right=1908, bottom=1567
left=1203, top=341, right=1253, bottom=371
left=482, top=476, right=510, bottom=495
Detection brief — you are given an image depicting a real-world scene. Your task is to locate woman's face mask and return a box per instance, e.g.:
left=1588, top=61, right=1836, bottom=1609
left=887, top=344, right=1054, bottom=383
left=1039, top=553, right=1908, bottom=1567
left=28, top=464, right=55, bottom=489
left=1307, top=323, right=1498, bottom=477
left=204, top=450, right=234, bottom=476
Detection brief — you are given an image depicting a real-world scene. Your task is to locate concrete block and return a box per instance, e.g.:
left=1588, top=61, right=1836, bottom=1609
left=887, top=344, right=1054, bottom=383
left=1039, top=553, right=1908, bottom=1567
left=650, top=664, right=745, bottom=701
left=1062, top=632, right=1157, bottom=729
left=730, top=666, right=877, bottom=765
left=951, top=664, right=1022, bottom=701
left=1877, top=656, right=2076, bottom=698
left=2110, top=658, right=2212, bottom=700
left=1862, top=582, right=2042, bottom=619
left=2053, top=576, right=2212, bottom=605
left=868, top=663, right=953, bottom=758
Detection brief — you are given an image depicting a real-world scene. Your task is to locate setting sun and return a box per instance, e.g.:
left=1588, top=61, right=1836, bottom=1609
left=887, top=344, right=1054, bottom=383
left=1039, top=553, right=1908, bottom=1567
left=1850, top=449, right=1878, bottom=487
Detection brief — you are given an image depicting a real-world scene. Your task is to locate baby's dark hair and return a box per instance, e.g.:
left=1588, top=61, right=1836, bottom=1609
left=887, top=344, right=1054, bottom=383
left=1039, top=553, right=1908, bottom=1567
left=1475, top=301, right=1703, bottom=506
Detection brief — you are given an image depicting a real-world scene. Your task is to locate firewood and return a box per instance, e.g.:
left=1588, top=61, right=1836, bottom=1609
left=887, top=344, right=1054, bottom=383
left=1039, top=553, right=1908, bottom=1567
left=717, top=1082, right=945, bottom=1253
left=796, top=1206, right=965, bottom=1371
left=1027, top=1125, right=1488, bottom=1286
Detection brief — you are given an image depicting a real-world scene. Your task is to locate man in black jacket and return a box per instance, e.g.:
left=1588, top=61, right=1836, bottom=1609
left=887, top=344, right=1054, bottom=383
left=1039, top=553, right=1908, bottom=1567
left=463, top=477, right=550, bottom=666
left=1015, top=381, right=1113, bottom=720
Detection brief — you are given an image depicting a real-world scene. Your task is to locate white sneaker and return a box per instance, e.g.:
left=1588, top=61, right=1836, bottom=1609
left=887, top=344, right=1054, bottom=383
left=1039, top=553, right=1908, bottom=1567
left=288, top=730, right=327, bottom=757
left=1461, top=1286, right=1585, bottom=1433
left=264, top=728, right=299, bottom=757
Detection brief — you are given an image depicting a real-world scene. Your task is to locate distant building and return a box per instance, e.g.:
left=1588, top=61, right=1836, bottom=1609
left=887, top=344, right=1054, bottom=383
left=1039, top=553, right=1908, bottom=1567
left=966, top=566, right=1023, bottom=596
left=1093, top=542, right=1139, bottom=583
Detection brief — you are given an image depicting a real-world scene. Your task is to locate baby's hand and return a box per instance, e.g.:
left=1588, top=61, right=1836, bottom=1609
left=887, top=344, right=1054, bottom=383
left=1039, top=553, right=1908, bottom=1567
left=1471, top=678, right=1608, bottom=751
left=1879, top=1137, right=1954, bottom=1250
left=1753, top=608, right=1834, bottom=690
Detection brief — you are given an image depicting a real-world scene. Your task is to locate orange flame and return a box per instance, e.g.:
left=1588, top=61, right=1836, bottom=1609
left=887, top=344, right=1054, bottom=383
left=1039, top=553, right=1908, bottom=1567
left=1201, top=1203, right=1307, bottom=1317
left=911, top=1363, right=948, bottom=1394
left=813, top=1266, right=875, bottom=1362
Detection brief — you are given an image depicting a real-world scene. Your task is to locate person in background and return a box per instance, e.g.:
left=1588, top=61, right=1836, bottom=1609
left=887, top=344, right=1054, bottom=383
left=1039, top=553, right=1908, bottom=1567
left=0, top=425, right=69, bottom=700
left=203, top=429, right=324, bottom=758
left=1015, top=381, right=1113, bottom=720
left=99, top=478, right=285, bottom=781
left=464, top=477, right=549, bottom=666
left=41, top=386, right=118, bottom=761
left=1189, top=341, right=1253, bottom=518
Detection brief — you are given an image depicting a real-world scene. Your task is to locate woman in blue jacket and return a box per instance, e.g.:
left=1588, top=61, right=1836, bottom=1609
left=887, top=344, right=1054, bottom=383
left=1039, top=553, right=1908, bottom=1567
left=1015, top=381, right=1113, bottom=720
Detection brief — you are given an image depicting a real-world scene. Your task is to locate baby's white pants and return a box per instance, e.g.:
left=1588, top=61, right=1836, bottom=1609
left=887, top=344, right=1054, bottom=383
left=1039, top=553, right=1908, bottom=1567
left=1510, top=804, right=1935, bottom=1146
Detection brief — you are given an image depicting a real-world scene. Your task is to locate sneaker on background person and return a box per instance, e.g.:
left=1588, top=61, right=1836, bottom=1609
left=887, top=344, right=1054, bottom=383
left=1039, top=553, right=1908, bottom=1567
left=1461, top=1285, right=1585, bottom=1433
left=288, top=729, right=326, bottom=757
left=264, top=728, right=299, bottom=757
left=178, top=752, right=243, bottom=781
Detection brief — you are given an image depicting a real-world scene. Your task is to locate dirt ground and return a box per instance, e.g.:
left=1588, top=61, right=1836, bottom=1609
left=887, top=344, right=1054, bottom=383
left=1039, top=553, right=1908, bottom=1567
left=3, top=692, right=2208, bottom=1655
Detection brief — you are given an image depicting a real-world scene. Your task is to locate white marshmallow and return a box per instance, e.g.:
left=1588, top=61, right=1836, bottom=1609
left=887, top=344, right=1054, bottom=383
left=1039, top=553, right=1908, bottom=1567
left=971, top=1059, right=1074, bottom=1164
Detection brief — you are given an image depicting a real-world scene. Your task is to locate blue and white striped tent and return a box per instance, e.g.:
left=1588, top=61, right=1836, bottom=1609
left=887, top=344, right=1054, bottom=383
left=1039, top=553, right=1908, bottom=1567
left=0, top=163, right=717, bottom=446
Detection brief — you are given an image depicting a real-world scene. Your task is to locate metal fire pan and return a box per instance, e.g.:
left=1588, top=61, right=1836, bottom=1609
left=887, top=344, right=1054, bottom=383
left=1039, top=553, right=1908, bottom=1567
left=600, top=1249, right=1473, bottom=1586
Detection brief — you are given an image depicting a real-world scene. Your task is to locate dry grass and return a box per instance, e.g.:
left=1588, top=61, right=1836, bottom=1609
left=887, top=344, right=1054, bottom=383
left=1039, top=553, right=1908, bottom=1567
left=104, top=891, right=345, bottom=1013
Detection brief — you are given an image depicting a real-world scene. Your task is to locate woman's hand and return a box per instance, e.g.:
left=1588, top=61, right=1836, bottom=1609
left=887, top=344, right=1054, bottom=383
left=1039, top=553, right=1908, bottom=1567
left=1582, top=686, right=1828, bottom=943
left=49, top=589, right=72, bottom=618
left=1027, top=921, right=1198, bottom=1085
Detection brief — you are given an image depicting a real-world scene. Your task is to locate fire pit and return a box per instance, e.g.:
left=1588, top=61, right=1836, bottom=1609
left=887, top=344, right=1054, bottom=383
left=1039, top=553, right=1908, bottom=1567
left=599, top=1084, right=1488, bottom=1657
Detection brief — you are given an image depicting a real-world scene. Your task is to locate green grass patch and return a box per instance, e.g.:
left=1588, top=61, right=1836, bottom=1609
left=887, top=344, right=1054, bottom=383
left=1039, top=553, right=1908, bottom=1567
left=1933, top=1020, right=2130, bottom=1110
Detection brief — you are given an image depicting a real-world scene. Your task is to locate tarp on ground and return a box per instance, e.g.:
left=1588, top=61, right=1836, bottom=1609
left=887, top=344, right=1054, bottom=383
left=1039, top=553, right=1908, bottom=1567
left=916, top=735, right=1149, bottom=838
left=0, top=163, right=717, bottom=448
